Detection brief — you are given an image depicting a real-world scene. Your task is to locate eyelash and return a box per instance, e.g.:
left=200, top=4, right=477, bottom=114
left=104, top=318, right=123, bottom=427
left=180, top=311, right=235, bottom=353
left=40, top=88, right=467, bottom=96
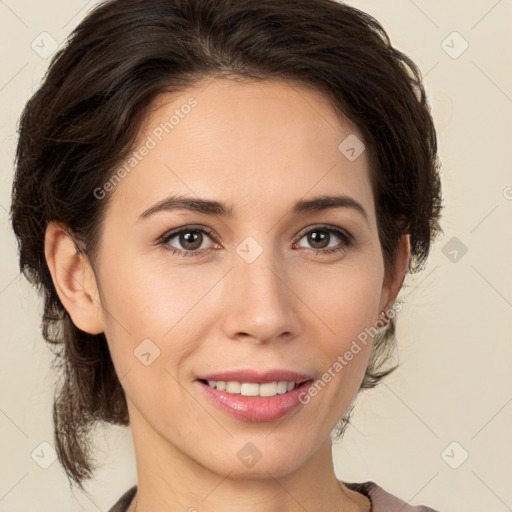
left=158, top=224, right=354, bottom=259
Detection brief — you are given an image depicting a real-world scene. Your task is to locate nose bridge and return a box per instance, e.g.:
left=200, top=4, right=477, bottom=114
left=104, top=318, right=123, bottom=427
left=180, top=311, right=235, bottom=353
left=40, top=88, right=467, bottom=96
left=222, top=239, right=295, bottom=342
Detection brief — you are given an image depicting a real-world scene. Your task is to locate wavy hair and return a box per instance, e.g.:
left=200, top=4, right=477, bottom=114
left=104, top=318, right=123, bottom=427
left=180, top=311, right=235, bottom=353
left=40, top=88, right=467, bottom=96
left=10, top=0, right=442, bottom=488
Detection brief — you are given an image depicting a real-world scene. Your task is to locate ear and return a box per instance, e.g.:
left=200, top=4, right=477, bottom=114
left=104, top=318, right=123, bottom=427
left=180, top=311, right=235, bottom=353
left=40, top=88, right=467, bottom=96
left=378, top=234, right=411, bottom=318
left=44, top=221, right=104, bottom=335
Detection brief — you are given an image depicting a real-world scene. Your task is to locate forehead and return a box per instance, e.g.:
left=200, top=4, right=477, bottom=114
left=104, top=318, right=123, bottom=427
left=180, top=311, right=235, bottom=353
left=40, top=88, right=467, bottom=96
left=106, top=78, right=374, bottom=224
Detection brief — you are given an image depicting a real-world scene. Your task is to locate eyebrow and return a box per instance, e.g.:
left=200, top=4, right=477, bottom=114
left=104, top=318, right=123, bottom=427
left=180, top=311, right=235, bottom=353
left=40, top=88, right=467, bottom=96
left=137, top=193, right=369, bottom=225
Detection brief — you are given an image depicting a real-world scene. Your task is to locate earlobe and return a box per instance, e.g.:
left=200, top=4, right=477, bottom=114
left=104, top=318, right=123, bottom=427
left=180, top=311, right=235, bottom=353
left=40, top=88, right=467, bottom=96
left=44, top=221, right=104, bottom=335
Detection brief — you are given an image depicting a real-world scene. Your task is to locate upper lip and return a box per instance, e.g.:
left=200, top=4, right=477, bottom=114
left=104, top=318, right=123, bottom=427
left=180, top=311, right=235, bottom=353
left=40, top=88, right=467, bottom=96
left=196, top=369, right=314, bottom=384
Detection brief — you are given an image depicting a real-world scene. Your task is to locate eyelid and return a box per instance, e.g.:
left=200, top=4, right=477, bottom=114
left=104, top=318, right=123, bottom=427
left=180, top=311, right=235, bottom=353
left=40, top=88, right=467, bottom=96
left=158, top=223, right=354, bottom=257
left=295, top=223, right=354, bottom=243
left=157, top=224, right=220, bottom=258
left=158, top=224, right=216, bottom=243
left=159, top=223, right=353, bottom=242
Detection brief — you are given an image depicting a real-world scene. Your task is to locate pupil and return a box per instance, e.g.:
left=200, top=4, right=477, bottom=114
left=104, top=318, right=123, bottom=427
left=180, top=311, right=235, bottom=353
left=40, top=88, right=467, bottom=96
left=182, top=231, right=201, bottom=250
left=309, top=230, right=328, bottom=249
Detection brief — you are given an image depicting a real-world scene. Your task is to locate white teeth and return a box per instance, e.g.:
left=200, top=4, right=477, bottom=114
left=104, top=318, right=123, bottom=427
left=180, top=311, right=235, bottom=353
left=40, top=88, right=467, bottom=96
left=225, top=381, right=241, bottom=394
left=260, top=382, right=279, bottom=396
left=276, top=381, right=288, bottom=394
left=240, top=383, right=259, bottom=396
left=205, top=380, right=298, bottom=397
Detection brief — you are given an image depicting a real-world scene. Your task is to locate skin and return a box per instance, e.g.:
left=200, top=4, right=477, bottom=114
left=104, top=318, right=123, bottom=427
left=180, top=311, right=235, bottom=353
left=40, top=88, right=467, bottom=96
left=45, top=78, right=410, bottom=512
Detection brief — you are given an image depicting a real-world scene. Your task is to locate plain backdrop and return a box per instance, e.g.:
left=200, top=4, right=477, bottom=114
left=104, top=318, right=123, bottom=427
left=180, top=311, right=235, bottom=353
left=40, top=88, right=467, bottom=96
left=0, top=1, right=511, bottom=511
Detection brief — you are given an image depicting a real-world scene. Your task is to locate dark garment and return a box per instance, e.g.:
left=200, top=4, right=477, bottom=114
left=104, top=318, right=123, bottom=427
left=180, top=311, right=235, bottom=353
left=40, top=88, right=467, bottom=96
left=108, top=486, right=136, bottom=512
left=108, top=482, right=440, bottom=511
left=344, top=481, right=440, bottom=511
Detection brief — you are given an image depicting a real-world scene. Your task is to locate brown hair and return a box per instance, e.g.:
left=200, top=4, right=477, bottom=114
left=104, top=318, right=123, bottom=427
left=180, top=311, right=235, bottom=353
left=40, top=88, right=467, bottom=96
left=10, top=0, right=442, bottom=489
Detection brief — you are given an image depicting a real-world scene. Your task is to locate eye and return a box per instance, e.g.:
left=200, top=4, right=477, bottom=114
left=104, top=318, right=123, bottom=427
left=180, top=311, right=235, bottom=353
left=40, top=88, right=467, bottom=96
left=159, top=226, right=217, bottom=258
left=294, top=225, right=353, bottom=255
left=158, top=224, right=353, bottom=258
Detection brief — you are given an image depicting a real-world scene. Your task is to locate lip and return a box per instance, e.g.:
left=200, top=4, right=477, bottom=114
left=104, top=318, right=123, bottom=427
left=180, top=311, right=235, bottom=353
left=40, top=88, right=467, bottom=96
left=195, top=371, right=315, bottom=422
left=195, top=368, right=313, bottom=384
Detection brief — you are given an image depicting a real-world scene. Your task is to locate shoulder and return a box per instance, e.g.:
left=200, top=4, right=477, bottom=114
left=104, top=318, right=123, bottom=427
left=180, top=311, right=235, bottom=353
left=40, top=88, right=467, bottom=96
left=108, top=485, right=137, bottom=512
left=343, top=480, right=441, bottom=512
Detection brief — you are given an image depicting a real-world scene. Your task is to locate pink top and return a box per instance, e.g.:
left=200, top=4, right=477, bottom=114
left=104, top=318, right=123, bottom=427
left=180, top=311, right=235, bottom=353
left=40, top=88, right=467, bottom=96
left=108, top=482, right=440, bottom=511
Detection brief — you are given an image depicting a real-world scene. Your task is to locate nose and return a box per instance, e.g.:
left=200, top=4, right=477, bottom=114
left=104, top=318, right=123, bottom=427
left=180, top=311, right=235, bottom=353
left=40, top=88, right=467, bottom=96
left=221, top=248, right=298, bottom=344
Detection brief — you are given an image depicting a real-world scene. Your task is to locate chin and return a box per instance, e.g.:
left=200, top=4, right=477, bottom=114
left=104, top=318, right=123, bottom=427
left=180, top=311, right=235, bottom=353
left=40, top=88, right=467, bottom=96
left=199, top=438, right=313, bottom=479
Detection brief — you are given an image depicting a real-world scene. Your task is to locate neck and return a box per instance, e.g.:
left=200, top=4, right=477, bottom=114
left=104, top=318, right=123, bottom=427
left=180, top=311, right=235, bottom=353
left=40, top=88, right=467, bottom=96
left=127, top=405, right=369, bottom=512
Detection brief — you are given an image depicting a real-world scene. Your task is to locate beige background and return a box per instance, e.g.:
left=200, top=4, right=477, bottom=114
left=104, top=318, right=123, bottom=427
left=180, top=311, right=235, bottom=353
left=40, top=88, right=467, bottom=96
left=1, top=1, right=511, bottom=511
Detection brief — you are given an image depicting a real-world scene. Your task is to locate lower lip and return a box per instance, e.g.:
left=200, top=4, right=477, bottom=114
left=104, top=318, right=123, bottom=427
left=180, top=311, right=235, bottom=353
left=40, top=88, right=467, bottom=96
left=196, top=380, right=315, bottom=422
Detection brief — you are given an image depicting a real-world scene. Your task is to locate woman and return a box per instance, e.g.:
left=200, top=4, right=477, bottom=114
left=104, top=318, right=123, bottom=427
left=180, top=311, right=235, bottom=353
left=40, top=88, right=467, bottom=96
left=10, top=0, right=442, bottom=510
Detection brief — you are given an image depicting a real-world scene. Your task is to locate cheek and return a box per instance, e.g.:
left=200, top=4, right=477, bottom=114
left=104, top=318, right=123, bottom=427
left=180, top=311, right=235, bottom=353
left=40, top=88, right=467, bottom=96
left=296, top=260, right=384, bottom=401
left=297, top=270, right=383, bottom=418
left=97, top=253, right=224, bottom=381
left=299, top=259, right=384, bottom=339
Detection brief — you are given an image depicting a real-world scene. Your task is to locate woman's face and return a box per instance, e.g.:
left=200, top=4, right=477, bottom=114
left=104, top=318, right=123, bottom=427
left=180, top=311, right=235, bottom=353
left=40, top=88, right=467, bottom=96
left=87, top=78, right=404, bottom=478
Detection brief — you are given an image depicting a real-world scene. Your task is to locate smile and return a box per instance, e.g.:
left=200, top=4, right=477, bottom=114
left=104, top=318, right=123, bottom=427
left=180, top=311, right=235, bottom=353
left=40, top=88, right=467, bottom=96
left=202, top=380, right=297, bottom=397
left=196, top=378, right=315, bottom=422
